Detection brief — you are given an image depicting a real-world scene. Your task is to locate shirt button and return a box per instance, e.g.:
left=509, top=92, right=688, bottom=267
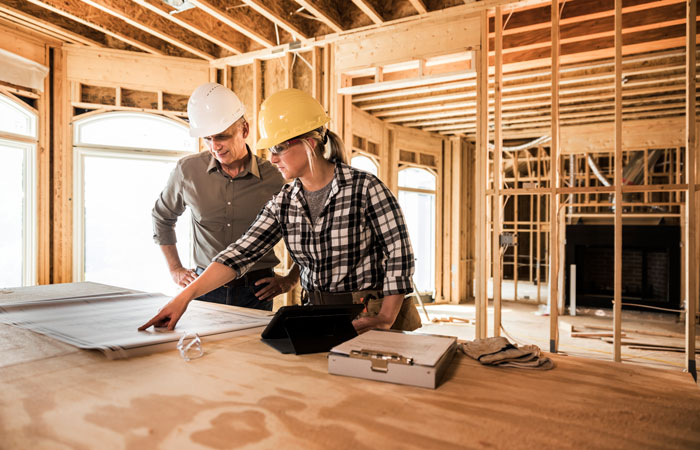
left=229, top=179, right=232, bottom=183
left=227, top=202, right=231, bottom=205
left=227, top=224, right=231, bottom=227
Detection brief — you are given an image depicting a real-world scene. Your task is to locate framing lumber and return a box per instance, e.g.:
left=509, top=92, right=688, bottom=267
left=189, top=0, right=274, bottom=48
left=549, top=0, right=560, bottom=353
left=493, top=6, right=503, bottom=337
left=475, top=10, right=488, bottom=339
left=24, top=0, right=164, bottom=55
left=241, top=0, right=309, bottom=41
left=350, top=0, right=383, bottom=24
left=79, top=0, right=216, bottom=60
left=685, top=0, right=698, bottom=380
left=0, top=2, right=101, bottom=47
left=408, top=0, right=427, bottom=15
left=294, top=0, right=344, bottom=33
left=133, top=0, right=244, bottom=54
left=613, top=0, right=624, bottom=363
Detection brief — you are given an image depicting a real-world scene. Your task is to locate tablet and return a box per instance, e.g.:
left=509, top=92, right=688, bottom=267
left=261, top=303, right=364, bottom=355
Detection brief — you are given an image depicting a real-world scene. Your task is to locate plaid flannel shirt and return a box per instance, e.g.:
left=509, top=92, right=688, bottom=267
left=213, top=162, right=415, bottom=296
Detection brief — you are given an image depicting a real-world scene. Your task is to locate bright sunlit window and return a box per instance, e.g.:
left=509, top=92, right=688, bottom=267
left=398, top=167, right=436, bottom=295
left=74, top=112, right=196, bottom=295
left=351, top=154, right=379, bottom=176
left=0, top=94, right=37, bottom=288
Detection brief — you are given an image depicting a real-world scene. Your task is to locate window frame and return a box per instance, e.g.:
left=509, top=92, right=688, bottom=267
left=72, top=112, right=195, bottom=283
left=0, top=93, right=38, bottom=287
left=397, top=164, right=438, bottom=296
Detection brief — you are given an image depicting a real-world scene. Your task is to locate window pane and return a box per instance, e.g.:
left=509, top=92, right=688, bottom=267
left=76, top=112, right=197, bottom=152
left=351, top=155, right=378, bottom=176
left=398, top=167, right=435, bottom=190
left=398, top=190, right=435, bottom=294
left=83, top=154, right=191, bottom=295
left=0, top=143, right=26, bottom=287
left=0, top=95, right=36, bottom=137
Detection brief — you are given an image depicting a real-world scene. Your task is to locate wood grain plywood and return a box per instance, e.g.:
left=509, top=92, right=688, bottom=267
left=2, top=286, right=699, bottom=448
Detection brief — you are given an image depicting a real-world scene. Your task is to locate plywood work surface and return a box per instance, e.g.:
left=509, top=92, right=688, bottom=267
left=1, top=291, right=700, bottom=449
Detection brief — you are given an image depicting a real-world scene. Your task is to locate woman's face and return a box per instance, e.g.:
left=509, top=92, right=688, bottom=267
left=269, top=137, right=315, bottom=179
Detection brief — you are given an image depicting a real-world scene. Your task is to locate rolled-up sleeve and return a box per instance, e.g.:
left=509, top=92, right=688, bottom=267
left=152, top=163, right=185, bottom=245
left=366, top=181, right=415, bottom=296
left=213, top=198, right=283, bottom=277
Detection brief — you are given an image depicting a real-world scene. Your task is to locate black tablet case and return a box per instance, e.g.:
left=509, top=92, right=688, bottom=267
left=260, top=304, right=364, bottom=354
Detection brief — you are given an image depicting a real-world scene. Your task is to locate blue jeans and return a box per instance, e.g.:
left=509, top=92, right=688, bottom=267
left=197, top=284, right=273, bottom=311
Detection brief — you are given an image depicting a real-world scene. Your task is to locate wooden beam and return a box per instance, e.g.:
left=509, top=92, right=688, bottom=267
left=252, top=59, right=262, bottom=154
left=475, top=10, right=489, bottom=339
left=294, top=0, right=344, bottom=33
left=24, top=0, right=164, bottom=55
left=351, top=0, right=383, bottom=24
left=408, top=0, right=428, bottom=14
left=79, top=0, right=216, bottom=60
left=241, top=0, right=309, bottom=40
left=189, top=0, right=275, bottom=48
left=52, top=49, right=72, bottom=283
left=0, top=2, right=101, bottom=47
left=284, top=51, right=293, bottom=89
left=549, top=0, right=560, bottom=354
left=312, top=46, right=322, bottom=101
left=340, top=70, right=475, bottom=96
left=493, top=6, right=503, bottom=338
left=133, top=0, right=244, bottom=54
left=613, top=0, right=623, bottom=363
left=685, top=0, right=697, bottom=381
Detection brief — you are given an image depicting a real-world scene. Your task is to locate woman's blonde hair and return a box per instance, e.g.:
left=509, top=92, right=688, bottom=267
left=297, top=127, right=347, bottom=175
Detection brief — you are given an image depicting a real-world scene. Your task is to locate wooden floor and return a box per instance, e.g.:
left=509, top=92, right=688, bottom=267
left=1, top=284, right=700, bottom=449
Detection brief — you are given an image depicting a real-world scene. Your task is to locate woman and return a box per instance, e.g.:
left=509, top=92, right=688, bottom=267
left=139, top=88, right=420, bottom=334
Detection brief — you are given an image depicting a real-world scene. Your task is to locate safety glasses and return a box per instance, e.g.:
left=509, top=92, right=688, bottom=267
left=269, top=138, right=304, bottom=155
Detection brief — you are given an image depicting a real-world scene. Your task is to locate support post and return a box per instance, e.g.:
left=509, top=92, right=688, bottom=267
left=493, top=6, right=503, bottom=337
left=613, top=0, right=623, bottom=363
left=685, top=0, right=697, bottom=380
left=549, top=0, right=561, bottom=353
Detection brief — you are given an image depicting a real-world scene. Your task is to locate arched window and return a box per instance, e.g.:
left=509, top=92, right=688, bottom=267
left=0, top=94, right=37, bottom=287
left=73, top=112, right=197, bottom=295
left=351, top=154, right=378, bottom=176
left=398, top=167, right=436, bottom=295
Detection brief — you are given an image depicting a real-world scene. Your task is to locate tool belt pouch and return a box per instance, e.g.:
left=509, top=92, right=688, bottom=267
left=362, top=296, right=422, bottom=332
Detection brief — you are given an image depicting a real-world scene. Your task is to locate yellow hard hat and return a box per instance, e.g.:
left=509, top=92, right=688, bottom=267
left=256, top=88, right=330, bottom=150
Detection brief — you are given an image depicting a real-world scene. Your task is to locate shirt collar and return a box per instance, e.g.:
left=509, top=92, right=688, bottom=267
left=206, top=145, right=261, bottom=179
left=290, top=161, right=348, bottom=201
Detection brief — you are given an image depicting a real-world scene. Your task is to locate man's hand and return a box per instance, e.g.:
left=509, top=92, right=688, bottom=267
left=171, top=267, right=197, bottom=287
left=254, top=273, right=297, bottom=301
left=138, top=296, right=190, bottom=331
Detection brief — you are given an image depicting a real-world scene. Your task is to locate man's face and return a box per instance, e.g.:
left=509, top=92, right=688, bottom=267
left=203, top=120, right=249, bottom=166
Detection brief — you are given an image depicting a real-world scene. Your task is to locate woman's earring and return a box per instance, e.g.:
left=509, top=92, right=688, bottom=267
left=323, top=139, right=332, bottom=159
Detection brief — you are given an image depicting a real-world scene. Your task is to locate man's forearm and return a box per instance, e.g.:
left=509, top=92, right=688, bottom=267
left=160, top=244, right=185, bottom=271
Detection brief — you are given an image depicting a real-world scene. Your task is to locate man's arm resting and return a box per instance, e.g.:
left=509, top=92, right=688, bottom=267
left=254, top=264, right=301, bottom=301
left=160, top=244, right=197, bottom=287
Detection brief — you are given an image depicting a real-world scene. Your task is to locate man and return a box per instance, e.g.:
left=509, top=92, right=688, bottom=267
left=152, top=82, right=298, bottom=310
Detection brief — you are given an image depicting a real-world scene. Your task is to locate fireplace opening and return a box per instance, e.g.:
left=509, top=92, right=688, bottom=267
left=565, top=225, right=681, bottom=311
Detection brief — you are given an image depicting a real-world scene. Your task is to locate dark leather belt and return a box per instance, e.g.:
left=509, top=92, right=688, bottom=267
left=305, top=289, right=382, bottom=306
left=196, top=267, right=274, bottom=289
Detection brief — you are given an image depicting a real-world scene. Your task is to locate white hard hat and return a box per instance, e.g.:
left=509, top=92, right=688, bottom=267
left=187, top=82, right=246, bottom=138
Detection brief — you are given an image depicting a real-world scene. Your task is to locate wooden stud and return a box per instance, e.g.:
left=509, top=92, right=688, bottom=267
left=312, top=47, right=322, bottom=102
left=284, top=51, right=293, bottom=89
left=351, top=0, right=383, bottom=24
left=493, top=6, right=503, bottom=337
left=36, top=47, right=51, bottom=285
left=549, top=0, right=560, bottom=353
left=685, top=0, right=697, bottom=380
left=475, top=10, right=489, bottom=339
left=612, top=0, right=623, bottom=363
left=52, top=48, right=72, bottom=283
left=323, top=44, right=331, bottom=113
left=252, top=59, right=262, bottom=155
